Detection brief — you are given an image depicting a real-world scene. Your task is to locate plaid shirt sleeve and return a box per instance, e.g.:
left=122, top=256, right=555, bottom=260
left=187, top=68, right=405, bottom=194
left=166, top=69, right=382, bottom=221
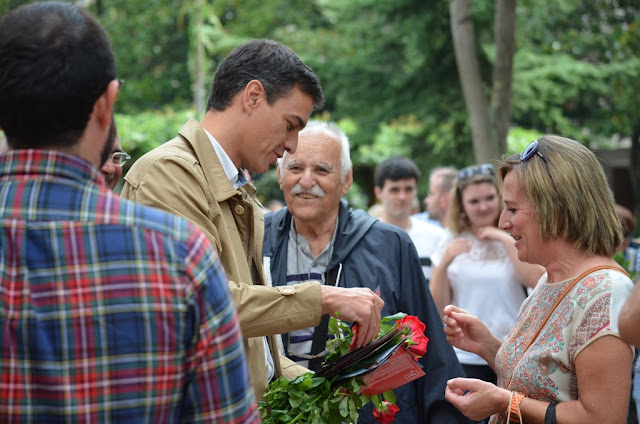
left=180, top=227, right=259, bottom=423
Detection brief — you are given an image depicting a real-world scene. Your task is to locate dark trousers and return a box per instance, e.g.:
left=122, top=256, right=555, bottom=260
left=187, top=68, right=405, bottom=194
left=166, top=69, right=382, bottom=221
left=462, top=364, right=497, bottom=424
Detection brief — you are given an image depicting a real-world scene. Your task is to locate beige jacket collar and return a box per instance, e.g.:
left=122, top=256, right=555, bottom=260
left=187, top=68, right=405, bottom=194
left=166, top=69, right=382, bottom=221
left=178, top=118, right=257, bottom=202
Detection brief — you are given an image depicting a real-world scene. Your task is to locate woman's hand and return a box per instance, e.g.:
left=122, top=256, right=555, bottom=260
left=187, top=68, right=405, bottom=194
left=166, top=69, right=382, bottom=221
left=445, top=378, right=510, bottom=421
left=475, top=226, right=510, bottom=244
left=440, top=238, right=472, bottom=268
left=476, top=226, right=544, bottom=288
left=430, top=238, right=471, bottom=316
left=443, top=305, right=501, bottom=366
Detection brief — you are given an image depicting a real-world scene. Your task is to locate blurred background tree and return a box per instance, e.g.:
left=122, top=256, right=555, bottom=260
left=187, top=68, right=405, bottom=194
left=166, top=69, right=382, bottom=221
left=1, top=0, right=638, bottom=211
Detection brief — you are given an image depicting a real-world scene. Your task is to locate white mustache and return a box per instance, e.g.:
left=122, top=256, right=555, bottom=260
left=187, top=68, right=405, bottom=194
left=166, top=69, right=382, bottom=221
left=290, top=183, right=325, bottom=198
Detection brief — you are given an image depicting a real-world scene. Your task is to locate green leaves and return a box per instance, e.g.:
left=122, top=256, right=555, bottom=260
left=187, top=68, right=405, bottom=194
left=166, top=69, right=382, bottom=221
left=258, top=372, right=366, bottom=423
left=324, top=314, right=354, bottom=363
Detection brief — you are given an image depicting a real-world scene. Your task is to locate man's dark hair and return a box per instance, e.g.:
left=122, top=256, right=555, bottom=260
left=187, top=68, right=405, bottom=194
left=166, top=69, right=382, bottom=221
left=206, top=39, right=324, bottom=112
left=374, top=156, right=421, bottom=188
left=0, top=1, right=116, bottom=149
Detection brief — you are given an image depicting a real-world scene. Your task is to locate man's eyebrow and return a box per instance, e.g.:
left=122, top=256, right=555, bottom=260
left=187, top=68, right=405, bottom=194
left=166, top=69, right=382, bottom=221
left=316, top=162, right=333, bottom=170
left=293, top=115, right=305, bottom=129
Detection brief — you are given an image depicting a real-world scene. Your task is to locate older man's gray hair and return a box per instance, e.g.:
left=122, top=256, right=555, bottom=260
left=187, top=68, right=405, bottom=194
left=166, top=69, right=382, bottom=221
left=278, top=121, right=352, bottom=182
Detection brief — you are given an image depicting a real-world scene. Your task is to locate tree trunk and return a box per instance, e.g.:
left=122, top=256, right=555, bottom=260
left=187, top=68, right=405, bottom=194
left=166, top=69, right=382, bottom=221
left=450, top=0, right=494, bottom=163
left=193, top=0, right=206, bottom=117
left=491, top=0, right=516, bottom=158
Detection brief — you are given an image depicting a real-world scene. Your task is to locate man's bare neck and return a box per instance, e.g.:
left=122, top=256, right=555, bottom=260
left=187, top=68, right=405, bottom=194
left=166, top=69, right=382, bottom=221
left=201, top=110, right=242, bottom=169
left=294, top=215, right=337, bottom=256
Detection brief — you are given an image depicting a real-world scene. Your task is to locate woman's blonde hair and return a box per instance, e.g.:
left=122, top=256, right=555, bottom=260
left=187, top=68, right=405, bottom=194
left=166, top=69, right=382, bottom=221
left=497, top=135, right=622, bottom=257
left=447, top=164, right=501, bottom=235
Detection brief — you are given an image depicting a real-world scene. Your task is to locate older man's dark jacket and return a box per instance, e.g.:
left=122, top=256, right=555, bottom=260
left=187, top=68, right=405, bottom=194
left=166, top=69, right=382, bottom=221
left=263, top=199, right=472, bottom=424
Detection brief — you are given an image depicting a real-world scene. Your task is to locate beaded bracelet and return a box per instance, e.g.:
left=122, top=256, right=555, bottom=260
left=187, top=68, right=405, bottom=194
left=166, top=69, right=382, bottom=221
left=505, top=391, right=525, bottom=423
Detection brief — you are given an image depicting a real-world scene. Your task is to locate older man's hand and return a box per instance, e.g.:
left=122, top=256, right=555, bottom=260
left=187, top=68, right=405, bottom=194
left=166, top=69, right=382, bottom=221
left=320, top=285, right=384, bottom=348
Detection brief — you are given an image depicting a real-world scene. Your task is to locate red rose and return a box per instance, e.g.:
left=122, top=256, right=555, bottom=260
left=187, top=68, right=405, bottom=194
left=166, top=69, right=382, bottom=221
left=398, top=315, right=428, bottom=359
left=373, top=401, right=400, bottom=424
left=349, top=323, right=359, bottom=351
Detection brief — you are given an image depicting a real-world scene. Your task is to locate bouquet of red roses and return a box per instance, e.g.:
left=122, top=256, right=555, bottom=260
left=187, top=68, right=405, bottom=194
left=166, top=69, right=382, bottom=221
left=258, top=313, right=428, bottom=423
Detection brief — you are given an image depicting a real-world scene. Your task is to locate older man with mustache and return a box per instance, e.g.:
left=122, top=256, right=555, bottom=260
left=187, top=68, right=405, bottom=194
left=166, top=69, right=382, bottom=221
left=263, top=121, right=472, bottom=424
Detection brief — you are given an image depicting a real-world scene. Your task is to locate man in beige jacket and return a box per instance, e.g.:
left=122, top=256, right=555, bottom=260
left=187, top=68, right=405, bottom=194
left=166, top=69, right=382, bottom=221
left=122, top=39, right=384, bottom=400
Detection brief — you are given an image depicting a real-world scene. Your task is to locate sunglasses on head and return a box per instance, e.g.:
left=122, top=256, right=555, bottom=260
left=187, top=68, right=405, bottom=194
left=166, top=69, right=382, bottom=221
left=520, top=140, right=547, bottom=164
left=458, top=163, right=495, bottom=181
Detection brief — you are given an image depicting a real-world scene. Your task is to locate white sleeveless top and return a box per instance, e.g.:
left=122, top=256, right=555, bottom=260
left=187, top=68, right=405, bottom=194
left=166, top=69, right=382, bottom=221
left=432, top=229, right=525, bottom=365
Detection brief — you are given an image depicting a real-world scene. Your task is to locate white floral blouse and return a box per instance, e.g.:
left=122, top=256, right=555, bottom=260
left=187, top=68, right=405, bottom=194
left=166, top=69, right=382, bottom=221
left=490, top=268, right=633, bottom=424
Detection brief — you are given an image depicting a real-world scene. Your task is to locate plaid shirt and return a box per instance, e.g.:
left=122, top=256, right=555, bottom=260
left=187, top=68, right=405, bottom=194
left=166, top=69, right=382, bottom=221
left=0, top=150, right=259, bottom=423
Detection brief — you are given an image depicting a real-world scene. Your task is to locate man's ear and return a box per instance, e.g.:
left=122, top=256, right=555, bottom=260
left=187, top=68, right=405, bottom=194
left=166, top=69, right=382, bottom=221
left=441, top=191, right=451, bottom=209
left=342, top=167, right=353, bottom=195
left=94, top=79, right=120, bottom=130
left=374, top=184, right=383, bottom=200
left=242, top=80, right=265, bottom=113
left=276, top=164, right=284, bottom=190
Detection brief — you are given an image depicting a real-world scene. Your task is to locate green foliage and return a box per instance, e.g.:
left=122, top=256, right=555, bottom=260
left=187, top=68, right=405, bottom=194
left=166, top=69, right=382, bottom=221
left=513, top=0, right=640, bottom=143
left=0, top=0, right=29, bottom=15
left=259, top=316, right=363, bottom=423
left=4, top=0, right=640, bottom=210
left=114, top=108, right=194, bottom=180
left=296, top=0, right=463, bottom=150
left=324, top=314, right=354, bottom=363
left=252, top=169, right=284, bottom=208
left=614, top=251, right=638, bottom=281
left=511, top=50, right=640, bottom=141
left=259, top=372, right=365, bottom=423
left=94, top=0, right=193, bottom=114
left=506, top=127, right=544, bottom=155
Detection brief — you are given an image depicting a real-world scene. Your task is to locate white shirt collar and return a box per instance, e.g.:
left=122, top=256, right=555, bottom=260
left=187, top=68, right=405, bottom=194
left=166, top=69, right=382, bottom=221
left=203, top=128, right=247, bottom=188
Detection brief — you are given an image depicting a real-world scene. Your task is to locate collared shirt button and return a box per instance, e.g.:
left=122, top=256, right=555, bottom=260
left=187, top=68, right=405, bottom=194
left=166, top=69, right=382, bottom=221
left=234, top=205, right=245, bottom=214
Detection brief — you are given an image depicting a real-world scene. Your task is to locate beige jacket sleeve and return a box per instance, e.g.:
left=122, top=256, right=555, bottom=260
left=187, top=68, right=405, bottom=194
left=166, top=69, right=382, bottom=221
left=229, top=279, right=321, bottom=338
left=122, top=150, right=323, bottom=339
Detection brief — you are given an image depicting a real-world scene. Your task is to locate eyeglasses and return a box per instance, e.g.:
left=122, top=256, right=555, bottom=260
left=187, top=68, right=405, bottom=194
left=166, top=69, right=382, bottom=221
left=458, top=163, right=495, bottom=181
left=111, top=151, right=130, bottom=166
left=520, top=139, right=547, bottom=164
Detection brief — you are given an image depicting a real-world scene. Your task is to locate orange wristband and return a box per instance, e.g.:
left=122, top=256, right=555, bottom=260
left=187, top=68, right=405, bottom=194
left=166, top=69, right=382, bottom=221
left=508, top=391, right=525, bottom=423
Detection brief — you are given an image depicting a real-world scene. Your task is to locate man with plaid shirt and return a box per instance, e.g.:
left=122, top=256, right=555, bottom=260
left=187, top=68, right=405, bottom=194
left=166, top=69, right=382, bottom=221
left=0, top=2, right=258, bottom=422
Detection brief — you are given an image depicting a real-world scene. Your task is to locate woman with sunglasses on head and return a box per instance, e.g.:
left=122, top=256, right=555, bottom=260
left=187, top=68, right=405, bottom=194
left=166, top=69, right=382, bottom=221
left=430, top=163, right=544, bottom=423
left=443, top=136, right=634, bottom=424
